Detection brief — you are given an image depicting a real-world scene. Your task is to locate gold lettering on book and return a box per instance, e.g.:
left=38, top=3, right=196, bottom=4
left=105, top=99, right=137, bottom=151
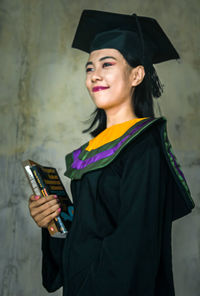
left=48, top=174, right=59, bottom=180
left=50, top=185, right=63, bottom=190
left=33, top=170, right=43, bottom=188
left=40, top=167, right=55, bottom=173
left=44, top=180, right=61, bottom=185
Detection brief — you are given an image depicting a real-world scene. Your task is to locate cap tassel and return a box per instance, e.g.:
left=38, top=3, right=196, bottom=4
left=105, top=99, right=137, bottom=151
left=132, top=13, right=145, bottom=67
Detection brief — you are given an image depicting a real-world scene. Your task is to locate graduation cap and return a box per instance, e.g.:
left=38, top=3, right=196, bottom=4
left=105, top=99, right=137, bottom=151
left=72, top=10, right=180, bottom=69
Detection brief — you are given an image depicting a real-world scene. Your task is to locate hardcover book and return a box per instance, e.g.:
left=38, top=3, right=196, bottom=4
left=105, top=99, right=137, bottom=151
left=22, top=160, right=74, bottom=238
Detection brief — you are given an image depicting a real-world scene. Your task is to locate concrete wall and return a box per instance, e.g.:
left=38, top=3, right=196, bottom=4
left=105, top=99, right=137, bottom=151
left=0, top=0, right=199, bottom=295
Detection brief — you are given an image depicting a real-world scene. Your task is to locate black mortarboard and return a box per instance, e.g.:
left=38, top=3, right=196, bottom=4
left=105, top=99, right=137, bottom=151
left=72, top=10, right=180, bottom=70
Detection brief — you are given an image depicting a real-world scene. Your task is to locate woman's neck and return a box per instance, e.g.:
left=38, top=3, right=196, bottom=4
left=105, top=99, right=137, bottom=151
left=105, top=108, right=138, bottom=128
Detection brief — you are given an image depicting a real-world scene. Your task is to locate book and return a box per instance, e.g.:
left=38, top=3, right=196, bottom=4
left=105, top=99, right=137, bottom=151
left=22, top=160, right=74, bottom=238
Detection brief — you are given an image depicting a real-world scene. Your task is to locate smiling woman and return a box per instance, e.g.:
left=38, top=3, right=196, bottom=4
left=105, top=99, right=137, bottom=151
left=28, top=9, right=195, bottom=296
left=85, top=48, right=144, bottom=126
left=83, top=48, right=164, bottom=136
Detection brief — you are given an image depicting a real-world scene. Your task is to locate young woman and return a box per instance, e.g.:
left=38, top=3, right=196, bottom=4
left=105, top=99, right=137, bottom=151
left=28, top=10, right=195, bottom=296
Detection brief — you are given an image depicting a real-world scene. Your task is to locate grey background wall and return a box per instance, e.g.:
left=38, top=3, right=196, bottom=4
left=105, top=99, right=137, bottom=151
left=0, top=0, right=199, bottom=295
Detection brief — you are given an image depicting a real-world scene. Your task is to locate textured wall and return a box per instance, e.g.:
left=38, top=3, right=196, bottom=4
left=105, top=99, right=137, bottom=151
left=0, top=0, right=199, bottom=295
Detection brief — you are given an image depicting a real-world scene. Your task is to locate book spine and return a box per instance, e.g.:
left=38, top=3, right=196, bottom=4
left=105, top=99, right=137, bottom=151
left=24, top=165, right=58, bottom=235
left=31, top=166, right=68, bottom=235
left=24, top=165, right=41, bottom=196
left=24, top=165, right=59, bottom=236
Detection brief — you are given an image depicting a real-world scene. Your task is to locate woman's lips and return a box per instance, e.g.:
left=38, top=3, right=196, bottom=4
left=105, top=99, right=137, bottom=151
left=92, top=86, right=109, bottom=92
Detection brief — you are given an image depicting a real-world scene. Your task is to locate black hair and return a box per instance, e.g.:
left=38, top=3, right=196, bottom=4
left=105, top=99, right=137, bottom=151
left=82, top=55, right=164, bottom=138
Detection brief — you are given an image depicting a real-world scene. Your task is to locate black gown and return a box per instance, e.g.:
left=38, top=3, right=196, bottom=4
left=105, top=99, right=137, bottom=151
left=41, top=116, right=195, bottom=296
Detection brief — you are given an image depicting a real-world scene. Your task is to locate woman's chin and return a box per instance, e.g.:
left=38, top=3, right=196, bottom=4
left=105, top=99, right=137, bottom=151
left=94, top=102, right=113, bottom=110
left=92, top=98, right=113, bottom=110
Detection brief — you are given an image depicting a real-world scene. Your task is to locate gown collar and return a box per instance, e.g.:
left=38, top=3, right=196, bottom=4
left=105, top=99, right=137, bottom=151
left=65, top=116, right=160, bottom=180
left=85, top=117, right=148, bottom=151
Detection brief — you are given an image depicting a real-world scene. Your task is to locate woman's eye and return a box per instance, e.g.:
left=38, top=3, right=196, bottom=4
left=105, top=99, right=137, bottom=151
left=86, top=62, right=114, bottom=72
left=86, top=67, right=93, bottom=73
left=103, top=62, right=114, bottom=68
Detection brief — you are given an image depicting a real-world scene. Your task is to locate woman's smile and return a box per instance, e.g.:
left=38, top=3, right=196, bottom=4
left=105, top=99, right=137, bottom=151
left=92, top=86, right=110, bottom=92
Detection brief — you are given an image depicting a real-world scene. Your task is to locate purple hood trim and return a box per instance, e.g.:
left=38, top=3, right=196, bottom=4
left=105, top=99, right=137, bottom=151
left=72, top=118, right=153, bottom=170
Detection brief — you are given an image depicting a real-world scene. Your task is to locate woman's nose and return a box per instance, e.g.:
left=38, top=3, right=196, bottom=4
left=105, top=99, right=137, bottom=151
left=91, top=70, right=103, bottom=82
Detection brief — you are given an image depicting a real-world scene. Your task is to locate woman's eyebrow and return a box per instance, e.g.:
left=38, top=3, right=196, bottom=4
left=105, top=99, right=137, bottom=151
left=85, top=56, right=117, bottom=68
left=99, top=56, right=117, bottom=62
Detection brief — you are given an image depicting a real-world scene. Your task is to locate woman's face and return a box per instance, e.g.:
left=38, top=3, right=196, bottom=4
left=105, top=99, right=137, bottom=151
left=85, top=48, right=135, bottom=111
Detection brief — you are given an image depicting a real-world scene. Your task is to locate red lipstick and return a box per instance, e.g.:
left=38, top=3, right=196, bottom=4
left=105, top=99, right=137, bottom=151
left=92, top=86, right=109, bottom=92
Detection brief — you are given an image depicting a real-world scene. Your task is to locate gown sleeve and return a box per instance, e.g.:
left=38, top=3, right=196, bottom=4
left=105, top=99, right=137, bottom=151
left=77, top=129, right=175, bottom=296
left=41, top=227, right=65, bottom=292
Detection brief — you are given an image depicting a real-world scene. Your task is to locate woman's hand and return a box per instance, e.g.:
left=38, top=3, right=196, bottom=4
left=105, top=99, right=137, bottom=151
left=28, top=194, right=61, bottom=228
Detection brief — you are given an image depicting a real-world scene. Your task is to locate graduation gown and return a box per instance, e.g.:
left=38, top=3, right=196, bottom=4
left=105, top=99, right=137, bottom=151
left=41, top=116, right=195, bottom=296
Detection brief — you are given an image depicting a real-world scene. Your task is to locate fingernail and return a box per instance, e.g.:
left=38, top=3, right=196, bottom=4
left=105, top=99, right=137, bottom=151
left=58, top=208, right=61, bottom=212
left=53, top=195, right=58, bottom=198
left=35, top=195, right=40, bottom=200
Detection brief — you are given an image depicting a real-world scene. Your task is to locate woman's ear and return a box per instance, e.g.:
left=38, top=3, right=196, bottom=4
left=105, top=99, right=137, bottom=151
left=131, top=66, right=145, bottom=86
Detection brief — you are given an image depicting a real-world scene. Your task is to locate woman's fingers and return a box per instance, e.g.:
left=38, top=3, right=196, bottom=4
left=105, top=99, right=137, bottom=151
left=28, top=194, right=61, bottom=228
left=30, top=198, right=60, bottom=217
left=29, top=194, right=58, bottom=206
left=29, top=194, right=40, bottom=202
left=35, top=206, right=61, bottom=228
left=29, top=194, right=58, bottom=211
